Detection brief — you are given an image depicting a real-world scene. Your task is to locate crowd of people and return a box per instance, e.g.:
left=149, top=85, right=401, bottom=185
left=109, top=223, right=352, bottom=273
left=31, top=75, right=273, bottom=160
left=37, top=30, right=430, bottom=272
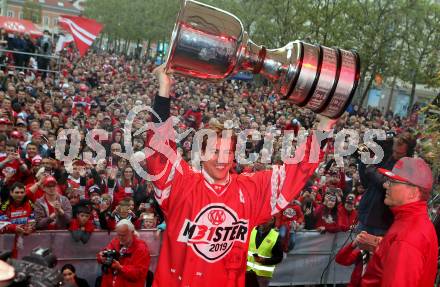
left=0, top=32, right=437, bottom=287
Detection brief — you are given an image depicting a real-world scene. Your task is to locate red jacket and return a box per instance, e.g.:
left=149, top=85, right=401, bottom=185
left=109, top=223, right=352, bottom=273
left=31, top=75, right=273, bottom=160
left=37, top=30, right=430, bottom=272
left=314, top=205, right=340, bottom=232
left=69, top=218, right=95, bottom=233
left=275, top=203, right=304, bottom=229
left=361, top=201, right=438, bottom=287
left=337, top=204, right=358, bottom=232
left=335, top=243, right=363, bottom=287
left=97, top=236, right=150, bottom=287
left=0, top=199, right=34, bottom=233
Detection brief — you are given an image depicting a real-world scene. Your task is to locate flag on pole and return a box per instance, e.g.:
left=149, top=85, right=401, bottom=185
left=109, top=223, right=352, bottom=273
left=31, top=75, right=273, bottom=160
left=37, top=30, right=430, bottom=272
left=58, top=15, right=103, bottom=56
left=55, top=33, right=74, bottom=52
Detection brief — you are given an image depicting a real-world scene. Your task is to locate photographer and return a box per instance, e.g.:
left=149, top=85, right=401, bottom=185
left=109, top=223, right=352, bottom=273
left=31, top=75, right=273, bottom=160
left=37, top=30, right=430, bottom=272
left=357, top=131, right=416, bottom=236
left=97, top=219, right=150, bottom=287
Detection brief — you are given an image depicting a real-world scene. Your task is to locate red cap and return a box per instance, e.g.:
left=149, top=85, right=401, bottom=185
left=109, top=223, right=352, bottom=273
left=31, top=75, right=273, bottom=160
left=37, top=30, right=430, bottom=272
left=32, top=131, right=42, bottom=138
left=73, top=159, right=86, bottom=166
left=10, top=131, right=24, bottom=140
left=0, top=118, right=11, bottom=125
left=378, top=157, right=433, bottom=191
left=80, top=85, right=88, bottom=92
left=43, top=176, right=57, bottom=186
left=31, top=155, right=42, bottom=166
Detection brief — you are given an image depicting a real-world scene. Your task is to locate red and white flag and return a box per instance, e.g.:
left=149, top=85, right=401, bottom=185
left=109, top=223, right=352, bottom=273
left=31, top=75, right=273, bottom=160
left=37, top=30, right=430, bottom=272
left=58, top=15, right=103, bottom=56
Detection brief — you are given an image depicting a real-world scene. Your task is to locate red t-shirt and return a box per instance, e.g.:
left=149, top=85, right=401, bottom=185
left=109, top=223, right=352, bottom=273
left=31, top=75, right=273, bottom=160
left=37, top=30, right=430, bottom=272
left=44, top=197, right=56, bottom=230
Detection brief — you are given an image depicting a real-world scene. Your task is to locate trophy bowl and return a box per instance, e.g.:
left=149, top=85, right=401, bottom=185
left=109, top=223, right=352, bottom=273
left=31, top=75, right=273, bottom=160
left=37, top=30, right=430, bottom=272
left=165, top=0, right=360, bottom=119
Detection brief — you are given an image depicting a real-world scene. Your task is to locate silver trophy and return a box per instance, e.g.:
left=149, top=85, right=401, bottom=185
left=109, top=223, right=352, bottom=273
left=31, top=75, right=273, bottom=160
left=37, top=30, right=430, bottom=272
left=165, top=0, right=360, bottom=118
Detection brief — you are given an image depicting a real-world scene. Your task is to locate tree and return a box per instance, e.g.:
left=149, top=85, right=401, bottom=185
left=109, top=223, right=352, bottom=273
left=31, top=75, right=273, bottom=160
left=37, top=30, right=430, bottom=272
left=399, top=1, right=440, bottom=108
left=23, top=0, right=42, bottom=24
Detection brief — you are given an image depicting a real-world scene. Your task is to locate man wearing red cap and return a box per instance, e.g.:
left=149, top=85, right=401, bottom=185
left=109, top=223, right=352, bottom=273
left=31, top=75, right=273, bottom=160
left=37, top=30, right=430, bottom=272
left=361, top=157, right=438, bottom=287
left=34, top=176, right=72, bottom=230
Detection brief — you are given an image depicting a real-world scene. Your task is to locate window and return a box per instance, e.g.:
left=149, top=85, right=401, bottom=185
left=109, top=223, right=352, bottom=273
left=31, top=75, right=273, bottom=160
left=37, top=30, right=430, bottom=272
left=39, top=0, right=45, bottom=3
left=43, top=16, right=49, bottom=26
left=7, top=10, right=14, bottom=18
left=58, top=2, right=64, bottom=7
left=53, top=18, right=58, bottom=26
left=19, top=12, right=23, bottom=20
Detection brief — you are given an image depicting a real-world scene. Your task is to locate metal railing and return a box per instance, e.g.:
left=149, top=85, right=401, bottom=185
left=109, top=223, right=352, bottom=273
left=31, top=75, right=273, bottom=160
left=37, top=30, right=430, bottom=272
left=0, top=48, right=61, bottom=74
left=0, top=230, right=355, bottom=286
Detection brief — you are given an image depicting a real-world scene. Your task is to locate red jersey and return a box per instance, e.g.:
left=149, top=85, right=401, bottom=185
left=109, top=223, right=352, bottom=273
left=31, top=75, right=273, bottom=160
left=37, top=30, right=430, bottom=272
left=275, top=203, right=304, bottom=229
left=0, top=157, right=25, bottom=183
left=361, top=201, right=438, bottom=287
left=337, top=204, right=358, bottom=232
left=0, top=199, right=34, bottom=233
left=147, top=121, right=322, bottom=287
left=69, top=218, right=95, bottom=233
left=314, top=205, right=340, bottom=233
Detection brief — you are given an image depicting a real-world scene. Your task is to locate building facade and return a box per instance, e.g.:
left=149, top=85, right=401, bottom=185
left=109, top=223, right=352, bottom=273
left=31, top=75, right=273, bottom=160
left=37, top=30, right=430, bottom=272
left=365, top=81, right=438, bottom=117
left=2, top=0, right=81, bottom=33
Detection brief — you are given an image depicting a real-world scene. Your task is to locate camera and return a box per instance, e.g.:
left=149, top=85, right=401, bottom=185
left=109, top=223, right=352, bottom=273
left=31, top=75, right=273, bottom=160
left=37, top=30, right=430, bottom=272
left=0, top=247, right=62, bottom=287
left=101, top=249, right=119, bottom=273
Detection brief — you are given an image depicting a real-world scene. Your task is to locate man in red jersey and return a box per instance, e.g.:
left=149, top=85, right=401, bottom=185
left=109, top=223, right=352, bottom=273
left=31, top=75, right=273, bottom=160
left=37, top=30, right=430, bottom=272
left=147, top=65, right=337, bottom=287
left=361, top=157, right=438, bottom=286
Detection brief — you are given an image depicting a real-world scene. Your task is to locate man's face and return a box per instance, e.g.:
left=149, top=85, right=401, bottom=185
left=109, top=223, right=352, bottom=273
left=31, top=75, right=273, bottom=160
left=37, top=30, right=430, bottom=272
left=68, top=192, right=80, bottom=205
left=118, top=205, right=129, bottom=218
left=41, top=159, right=52, bottom=172
left=44, top=183, right=57, bottom=196
left=10, top=187, right=26, bottom=202
left=116, top=225, right=133, bottom=246
left=72, top=165, right=80, bottom=178
left=78, top=213, right=90, bottom=225
left=383, top=179, right=416, bottom=207
left=5, top=146, right=15, bottom=156
left=392, top=141, right=408, bottom=161
left=201, top=137, right=234, bottom=183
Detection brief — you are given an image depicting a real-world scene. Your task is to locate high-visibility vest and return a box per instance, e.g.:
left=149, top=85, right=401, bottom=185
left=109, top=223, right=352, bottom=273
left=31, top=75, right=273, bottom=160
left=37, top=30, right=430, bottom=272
left=246, top=227, right=279, bottom=278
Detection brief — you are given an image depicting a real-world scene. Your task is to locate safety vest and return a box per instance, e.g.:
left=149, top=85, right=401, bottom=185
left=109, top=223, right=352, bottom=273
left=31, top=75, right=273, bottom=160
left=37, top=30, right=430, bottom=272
left=247, top=227, right=279, bottom=278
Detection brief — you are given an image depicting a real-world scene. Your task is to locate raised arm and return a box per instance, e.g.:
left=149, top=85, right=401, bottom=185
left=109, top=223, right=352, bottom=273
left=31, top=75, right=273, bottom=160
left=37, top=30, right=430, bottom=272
left=145, top=65, right=188, bottom=213
left=252, top=115, right=338, bottom=225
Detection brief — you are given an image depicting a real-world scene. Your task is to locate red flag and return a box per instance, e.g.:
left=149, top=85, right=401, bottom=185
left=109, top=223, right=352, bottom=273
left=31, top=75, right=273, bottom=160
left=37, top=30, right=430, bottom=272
left=58, top=15, right=103, bottom=56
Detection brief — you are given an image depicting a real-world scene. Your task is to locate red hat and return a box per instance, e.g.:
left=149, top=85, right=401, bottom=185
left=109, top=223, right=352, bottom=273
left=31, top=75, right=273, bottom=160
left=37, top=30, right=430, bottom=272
left=32, top=131, right=42, bottom=138
left=80, top=85, right=88, bottom=92
left=31, top=155, right=43, bottom=166
left=378, top=157, right=433, bottom=191
left=10, top=131, right=24, bottom=140
left=43, top=176, right=57, bottom=186
left=0, top=118, right=11, bottom=125
left=73, top=159, right=86, bottom=166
